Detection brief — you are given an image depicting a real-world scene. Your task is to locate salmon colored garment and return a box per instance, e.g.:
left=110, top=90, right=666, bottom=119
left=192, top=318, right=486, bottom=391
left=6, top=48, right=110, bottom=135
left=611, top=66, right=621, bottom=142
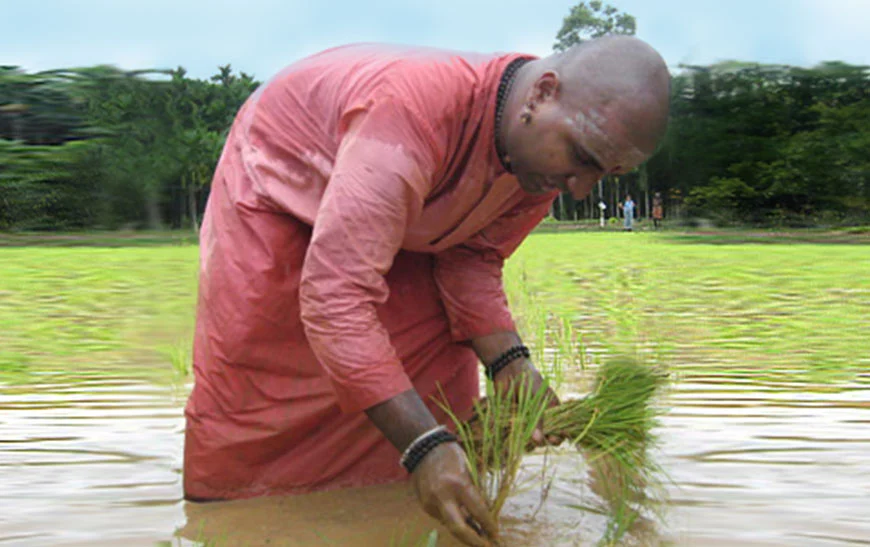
left=183, top=44, right=557, bottom=500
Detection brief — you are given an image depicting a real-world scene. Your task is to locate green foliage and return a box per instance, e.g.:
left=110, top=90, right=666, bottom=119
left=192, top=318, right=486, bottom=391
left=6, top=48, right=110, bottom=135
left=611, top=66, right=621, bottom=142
left=647, top=61, right=870, bottom=223
left=0, top=67, right=88, bottom=144
left=685, top=176, right=759, bottom=213
left=5, top=38, right=870, bottom=229
left=554, top=1, right=636, bottom=51
left=0, top=64, right=258, bottom=231
left=0, top=139, right=99, bottom=230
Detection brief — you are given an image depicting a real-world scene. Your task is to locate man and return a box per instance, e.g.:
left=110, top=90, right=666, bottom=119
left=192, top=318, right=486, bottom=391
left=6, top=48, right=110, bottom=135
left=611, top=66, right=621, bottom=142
left=652, top=191, right=664, bottom=229
left=183, top=36, right=670, bottom=546
left=620, top=193, right=637, bottom=231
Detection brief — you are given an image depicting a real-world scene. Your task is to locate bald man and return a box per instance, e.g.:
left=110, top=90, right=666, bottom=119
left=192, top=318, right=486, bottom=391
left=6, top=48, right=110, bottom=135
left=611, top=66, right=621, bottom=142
left=183, top=36, right=670, bottom=546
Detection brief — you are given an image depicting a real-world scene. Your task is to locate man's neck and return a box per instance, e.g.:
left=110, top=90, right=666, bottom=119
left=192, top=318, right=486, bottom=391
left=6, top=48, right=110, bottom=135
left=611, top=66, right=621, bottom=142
left=496, top=60, right=538, bottom=168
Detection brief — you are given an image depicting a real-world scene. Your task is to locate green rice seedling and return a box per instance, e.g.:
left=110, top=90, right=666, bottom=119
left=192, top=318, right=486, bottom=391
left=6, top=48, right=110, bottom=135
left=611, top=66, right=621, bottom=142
left=164, top=339, right=192, bottom=378
left=545, top=359, right=665, bottom=460
left=167, top=519, right=235, bottom=546
left=568, top=447, right=665, bottom=547
left=442, top=357, right=667, bottom=541
left=440, top=373, right=554, bottom=523
left=551, top=357, right=668, bottom=517
left=544, top=311, right=586, bottom=391
left=389, top=528, right=439, bottom=547
left=551, top=357, right=669, bottom=546
left=447, top=258, right=667, bottom=540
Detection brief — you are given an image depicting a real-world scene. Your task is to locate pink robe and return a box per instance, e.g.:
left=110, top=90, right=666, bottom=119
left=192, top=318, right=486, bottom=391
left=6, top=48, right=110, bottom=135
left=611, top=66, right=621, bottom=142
left=183, top=43, right=556, bottom=500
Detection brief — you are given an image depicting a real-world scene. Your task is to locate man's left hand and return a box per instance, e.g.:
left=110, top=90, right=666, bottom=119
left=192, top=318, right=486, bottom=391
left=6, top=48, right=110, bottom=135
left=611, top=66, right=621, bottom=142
left=491, top=358, right=562, bottom=448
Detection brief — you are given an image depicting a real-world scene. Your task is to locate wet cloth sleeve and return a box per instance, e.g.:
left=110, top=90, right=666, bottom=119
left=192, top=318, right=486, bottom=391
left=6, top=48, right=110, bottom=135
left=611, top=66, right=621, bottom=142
left=433, top=193, right=555, bottom=342
left=299, top=99, right=440, bottom=414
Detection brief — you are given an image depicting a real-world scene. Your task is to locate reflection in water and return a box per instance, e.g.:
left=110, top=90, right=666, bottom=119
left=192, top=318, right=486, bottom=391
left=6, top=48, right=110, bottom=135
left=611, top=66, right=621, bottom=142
left=1, top=373, right=869, bottom=546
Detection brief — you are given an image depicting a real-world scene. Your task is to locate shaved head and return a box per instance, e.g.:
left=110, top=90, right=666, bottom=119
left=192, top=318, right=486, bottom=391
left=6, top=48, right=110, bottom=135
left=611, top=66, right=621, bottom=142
left=547, top=35, right=671, bottom=155
left=498, top=36, right=671, bottom=198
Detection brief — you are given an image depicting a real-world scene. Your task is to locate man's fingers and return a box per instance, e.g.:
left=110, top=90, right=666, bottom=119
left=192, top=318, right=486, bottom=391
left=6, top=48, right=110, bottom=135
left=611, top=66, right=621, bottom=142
left=531, top=427, right=546, bottom=447
left=441, top=502, right=488, bottom=547
left=544, top=386, right=561, bottom=407
left=458, top=484, right=499, bottom=542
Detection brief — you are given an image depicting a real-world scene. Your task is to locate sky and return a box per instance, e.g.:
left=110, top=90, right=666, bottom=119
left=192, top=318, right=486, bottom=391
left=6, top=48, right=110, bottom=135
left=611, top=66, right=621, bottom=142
left=3, top=0, right=870, bottom=80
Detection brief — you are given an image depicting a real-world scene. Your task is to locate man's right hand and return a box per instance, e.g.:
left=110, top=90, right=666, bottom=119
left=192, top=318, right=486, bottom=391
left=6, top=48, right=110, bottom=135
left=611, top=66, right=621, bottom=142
left=364, top=390, right=497, bottom=545
left=411, top=441, right=498, bottom=546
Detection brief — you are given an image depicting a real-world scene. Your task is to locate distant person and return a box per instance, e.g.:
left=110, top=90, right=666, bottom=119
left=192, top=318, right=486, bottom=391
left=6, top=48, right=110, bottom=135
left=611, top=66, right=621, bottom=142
left=652, top=191, right=664, bottom=229
left=183, top=37, right=670, bottom=546
left=619, top=193, right=636, bottom=231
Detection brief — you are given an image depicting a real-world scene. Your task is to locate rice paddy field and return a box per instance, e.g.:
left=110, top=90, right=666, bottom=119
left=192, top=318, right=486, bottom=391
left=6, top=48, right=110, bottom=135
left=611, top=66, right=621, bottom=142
left=1, top=228, right=869, bottom=546
left=508, top=230, right=870, bottom=383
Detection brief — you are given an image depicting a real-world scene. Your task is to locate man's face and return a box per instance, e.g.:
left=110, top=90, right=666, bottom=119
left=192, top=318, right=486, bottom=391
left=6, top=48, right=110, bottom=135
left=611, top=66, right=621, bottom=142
left=505, top=78, right=650, bottom=199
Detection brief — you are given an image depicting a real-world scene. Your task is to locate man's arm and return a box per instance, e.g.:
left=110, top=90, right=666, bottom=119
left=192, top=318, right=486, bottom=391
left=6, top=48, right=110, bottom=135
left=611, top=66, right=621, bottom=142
left=433, top=192, right=556, bottom=343
left=300, top=99, right=496, bottom=546
left=432, top=194, right=561, bottom=446
left=364, top=390, right=439, bottom=452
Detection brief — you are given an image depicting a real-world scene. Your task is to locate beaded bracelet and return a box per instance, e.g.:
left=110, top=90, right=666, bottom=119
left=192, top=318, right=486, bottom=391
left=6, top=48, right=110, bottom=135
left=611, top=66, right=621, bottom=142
left=400, top=425, right=458, bottom=474
left=484, top=344, right=531, bottom=380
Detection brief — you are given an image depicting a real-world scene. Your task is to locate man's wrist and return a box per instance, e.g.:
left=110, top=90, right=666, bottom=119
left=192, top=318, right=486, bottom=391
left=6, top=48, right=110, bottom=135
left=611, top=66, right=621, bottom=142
left=484, top=344, right=531, bottom=380
left=400, top=425, right=458, bottom=473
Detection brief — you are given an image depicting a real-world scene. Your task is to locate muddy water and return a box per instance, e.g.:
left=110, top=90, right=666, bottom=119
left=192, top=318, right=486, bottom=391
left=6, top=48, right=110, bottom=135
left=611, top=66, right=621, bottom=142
left=1, top=373, right=869, bottom=546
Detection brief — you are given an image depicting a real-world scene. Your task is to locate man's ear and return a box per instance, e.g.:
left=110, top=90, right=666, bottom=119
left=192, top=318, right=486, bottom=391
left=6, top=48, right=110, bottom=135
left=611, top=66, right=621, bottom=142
left=527, top=70, right=561, bottom=107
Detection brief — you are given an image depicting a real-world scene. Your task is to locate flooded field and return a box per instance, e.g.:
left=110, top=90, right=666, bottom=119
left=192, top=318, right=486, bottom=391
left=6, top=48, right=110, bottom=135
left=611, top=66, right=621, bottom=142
left=2, top=372, right=869, bottom=546
left=1, top=231, right=868, bottom=545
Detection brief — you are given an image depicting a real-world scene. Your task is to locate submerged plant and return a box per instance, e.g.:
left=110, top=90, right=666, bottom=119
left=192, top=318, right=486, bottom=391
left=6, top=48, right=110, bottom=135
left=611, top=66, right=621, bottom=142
left=440, top=374, right=553, bottom=523
left=441, top=357, right=668, bottom=543
left=546, top=359, right=665, bottom=470
left=557, top=358, right=670, bottom=545
left=389, top=528, right=439, bottom=547
left=164, top=339, right=192, bottom=378
left=437, top=262, right=672, bottom=543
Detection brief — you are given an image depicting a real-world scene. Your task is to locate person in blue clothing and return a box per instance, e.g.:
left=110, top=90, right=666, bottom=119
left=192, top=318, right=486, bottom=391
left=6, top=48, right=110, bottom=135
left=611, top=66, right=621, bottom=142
left=619, top=193, right=636, bottom=231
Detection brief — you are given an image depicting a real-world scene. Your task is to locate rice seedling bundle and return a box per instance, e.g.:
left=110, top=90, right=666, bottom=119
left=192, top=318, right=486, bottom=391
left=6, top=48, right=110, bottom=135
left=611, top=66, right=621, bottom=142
left=446, top=358, right=668, bottom=523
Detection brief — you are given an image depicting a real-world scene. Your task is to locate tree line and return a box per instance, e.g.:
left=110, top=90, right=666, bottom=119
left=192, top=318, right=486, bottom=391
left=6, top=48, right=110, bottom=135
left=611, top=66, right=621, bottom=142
left=549, top=1, right=869, bottom=226
left=545, top=60, right=870, bottom=227
left=0, top=65, right=257, bottom=230
left=2, top=3, right=868, bottom=231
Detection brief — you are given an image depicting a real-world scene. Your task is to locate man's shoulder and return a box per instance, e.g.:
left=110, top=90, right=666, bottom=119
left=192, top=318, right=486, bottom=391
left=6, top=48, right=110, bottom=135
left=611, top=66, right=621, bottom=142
left=301, top=43, right=530, bottom=90
left=309, top=42, right=507, bottom=66
left=318, top=44, right=519, bottom=129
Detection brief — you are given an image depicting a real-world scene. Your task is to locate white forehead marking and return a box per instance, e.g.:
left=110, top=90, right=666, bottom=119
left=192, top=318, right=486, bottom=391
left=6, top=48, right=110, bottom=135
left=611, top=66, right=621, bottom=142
left=570, top=109, right=647, bottom=169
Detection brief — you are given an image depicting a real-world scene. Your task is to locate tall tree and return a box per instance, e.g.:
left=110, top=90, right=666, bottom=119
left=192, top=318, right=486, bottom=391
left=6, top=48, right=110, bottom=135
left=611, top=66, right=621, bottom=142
left=552, top=2, right=637, bottom=220
left=554, top=1, right=636, bottom=52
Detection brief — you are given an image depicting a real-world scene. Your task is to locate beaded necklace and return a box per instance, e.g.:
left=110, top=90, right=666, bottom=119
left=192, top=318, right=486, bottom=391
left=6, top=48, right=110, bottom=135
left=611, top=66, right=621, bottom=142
left=494, top=57, right=531, bottom=173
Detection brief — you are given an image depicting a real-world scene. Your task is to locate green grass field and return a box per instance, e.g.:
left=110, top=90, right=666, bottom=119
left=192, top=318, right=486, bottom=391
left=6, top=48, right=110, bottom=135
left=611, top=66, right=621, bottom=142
left=1, top=230, right=868, bottom=384
left=507, top=231, right=870, bottom=384
left=0, top=243, right=198, bottom=382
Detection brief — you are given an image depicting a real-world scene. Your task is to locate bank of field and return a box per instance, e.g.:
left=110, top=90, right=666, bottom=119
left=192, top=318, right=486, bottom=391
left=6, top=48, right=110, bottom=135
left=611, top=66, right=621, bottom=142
left=1, top=231, right=868, bottom=383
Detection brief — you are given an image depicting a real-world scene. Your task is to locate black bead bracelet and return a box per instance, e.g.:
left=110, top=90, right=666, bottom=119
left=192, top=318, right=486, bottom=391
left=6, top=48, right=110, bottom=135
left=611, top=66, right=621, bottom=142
left=400, top=426, right=458, bottom=474
left=484, top=344, right=531, bottom=380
